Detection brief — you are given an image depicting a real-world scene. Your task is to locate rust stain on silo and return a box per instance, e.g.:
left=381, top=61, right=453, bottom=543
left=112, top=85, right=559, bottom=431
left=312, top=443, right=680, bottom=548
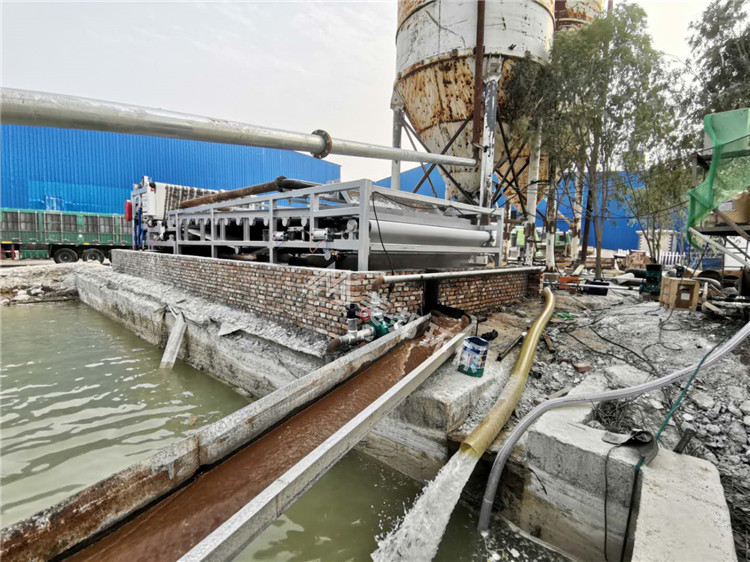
left=397, top=0, right=431, bottom=30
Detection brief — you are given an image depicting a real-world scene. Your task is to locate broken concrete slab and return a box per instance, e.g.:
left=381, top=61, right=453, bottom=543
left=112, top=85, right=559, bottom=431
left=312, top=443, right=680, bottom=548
left=160, top=311, right=187, bottom=370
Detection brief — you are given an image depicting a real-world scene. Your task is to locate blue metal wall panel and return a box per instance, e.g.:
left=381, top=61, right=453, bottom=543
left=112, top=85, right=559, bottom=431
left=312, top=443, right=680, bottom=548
left=1, top=125, right=340, bottom=214
left=537, top=197, right=640, bottom=251
left=378, top=167, right=640, bottom=250
left=376, top=166, right=446, bottom=198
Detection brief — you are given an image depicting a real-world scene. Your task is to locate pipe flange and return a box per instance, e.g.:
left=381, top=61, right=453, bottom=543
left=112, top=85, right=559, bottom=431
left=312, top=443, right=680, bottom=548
left=311, top=129, right=332, bottom=159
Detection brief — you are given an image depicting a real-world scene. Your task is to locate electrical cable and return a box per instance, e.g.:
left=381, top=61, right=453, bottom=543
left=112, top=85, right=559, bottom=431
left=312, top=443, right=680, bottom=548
left=654, top=322, right=740, bottom=442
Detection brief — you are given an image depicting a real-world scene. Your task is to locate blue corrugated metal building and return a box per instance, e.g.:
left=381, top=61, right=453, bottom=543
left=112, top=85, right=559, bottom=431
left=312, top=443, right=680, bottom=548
left=1, top=125, right=340, bottom=214
left=377, top=166, right=640, bottom=251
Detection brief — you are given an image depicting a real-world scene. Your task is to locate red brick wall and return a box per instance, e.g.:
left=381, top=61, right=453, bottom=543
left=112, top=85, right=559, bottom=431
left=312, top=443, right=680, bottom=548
left=112, top=251, right=540, bottom=337
left=439, top=272, right=534, bottom=314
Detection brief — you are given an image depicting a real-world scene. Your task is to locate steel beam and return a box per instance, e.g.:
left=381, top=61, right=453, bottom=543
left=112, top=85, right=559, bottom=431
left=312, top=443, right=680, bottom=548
left=478, top=77, right=499, bottom=210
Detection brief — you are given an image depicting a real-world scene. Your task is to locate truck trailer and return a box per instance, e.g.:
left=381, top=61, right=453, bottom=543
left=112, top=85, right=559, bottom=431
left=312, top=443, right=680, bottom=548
left=0, top=208, right=131, bottom=263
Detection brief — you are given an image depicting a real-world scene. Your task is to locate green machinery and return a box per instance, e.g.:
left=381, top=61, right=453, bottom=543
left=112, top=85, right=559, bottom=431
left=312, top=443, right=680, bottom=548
left=0, top=208, right=132, bottom=262
left=639, top=263, right=663, bottom=296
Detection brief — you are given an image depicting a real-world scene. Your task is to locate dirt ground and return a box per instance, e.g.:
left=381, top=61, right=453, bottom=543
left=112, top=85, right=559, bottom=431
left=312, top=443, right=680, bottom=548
left=484, top=289, right=750, bottom=560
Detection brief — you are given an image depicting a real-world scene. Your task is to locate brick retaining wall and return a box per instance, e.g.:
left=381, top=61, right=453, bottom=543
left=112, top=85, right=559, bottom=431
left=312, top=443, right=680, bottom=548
left=112, top=251, right=541, bottom=338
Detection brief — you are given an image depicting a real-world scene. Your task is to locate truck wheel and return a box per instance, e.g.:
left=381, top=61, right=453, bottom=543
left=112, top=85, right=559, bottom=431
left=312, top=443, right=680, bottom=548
left=82, top=248, right=106, bottom=263
left=53, top=248, right=79, bottom=264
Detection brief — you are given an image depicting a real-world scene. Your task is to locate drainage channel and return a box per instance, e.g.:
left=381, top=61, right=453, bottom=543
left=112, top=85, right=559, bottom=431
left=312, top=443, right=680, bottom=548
left=61, top=314, right=469, bottom=562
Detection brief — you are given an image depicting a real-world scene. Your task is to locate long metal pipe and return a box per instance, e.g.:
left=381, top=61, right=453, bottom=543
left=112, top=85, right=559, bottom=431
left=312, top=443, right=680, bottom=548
left=462, top=287, right=556, bottom=456
left=544, top=281, right=642, bottom=293
left=379, top=266, right=543, bottom=285
left=477, top=319, right=750, bottom=531
left=1, top=88, right=477, bottom=167
left=179, top=177, right=316, bottom=209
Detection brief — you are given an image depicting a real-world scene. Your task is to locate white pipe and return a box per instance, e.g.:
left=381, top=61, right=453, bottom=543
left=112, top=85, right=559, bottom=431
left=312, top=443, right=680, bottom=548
left=524, top=129, right=542, bottom=266
left=478, top=78, right=499, bottom=209
left=369, top=220, right=491, bottom=247
left=544, top=281, right=640, bottom=293
left=1, top=88, right=477, bottom=168
left=689, top=228, right=750, bottom=268
left=380, top=266, right=543, bottom=285
left=477, top=320, right=750, bottom=531
left=334, top=324, right=376, bottom=350
left=391, top=108, right=403, bottom=190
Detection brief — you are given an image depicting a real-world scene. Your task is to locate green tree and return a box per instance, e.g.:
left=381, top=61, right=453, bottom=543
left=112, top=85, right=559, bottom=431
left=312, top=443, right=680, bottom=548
left=539, top=3, right=681, bottom=277
left=687, top=0, right=750, bottom=120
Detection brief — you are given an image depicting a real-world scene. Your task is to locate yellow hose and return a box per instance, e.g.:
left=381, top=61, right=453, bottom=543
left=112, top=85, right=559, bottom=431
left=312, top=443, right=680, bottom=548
left=461, top=287, right=556, bottom=457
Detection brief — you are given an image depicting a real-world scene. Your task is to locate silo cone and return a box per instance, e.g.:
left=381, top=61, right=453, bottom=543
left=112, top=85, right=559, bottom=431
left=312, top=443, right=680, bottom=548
left=394, top=0, right=602, bottom=204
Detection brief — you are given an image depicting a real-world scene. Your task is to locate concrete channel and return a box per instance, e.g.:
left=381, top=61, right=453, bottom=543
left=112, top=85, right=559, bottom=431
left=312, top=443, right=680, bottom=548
left=0, top=261, right=739, bottom=562
left=0, top=266, right=473, bottom=560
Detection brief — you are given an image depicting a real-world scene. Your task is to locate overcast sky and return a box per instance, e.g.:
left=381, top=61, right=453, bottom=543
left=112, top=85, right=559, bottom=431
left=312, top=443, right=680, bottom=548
left=2, top=0, right=710, bottom=182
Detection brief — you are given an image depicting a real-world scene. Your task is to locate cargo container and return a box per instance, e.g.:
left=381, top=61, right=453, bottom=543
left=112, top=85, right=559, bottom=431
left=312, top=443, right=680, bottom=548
left=0, top=208, right=131, bottom=262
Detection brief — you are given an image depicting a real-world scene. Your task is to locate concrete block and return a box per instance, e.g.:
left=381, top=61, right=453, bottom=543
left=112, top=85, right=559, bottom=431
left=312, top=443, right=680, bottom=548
left=632, top=451, right=737, bottom=562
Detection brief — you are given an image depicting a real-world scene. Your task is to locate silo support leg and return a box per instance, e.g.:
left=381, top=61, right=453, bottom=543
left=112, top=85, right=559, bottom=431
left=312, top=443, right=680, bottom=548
left=391, top=107, right=403, bottom=191
left=478, top=77, right=499, bottom=210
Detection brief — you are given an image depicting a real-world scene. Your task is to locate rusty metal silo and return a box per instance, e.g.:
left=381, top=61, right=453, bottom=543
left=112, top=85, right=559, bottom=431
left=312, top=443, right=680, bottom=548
left=394, top=0, right=556, bottom=205
left=554, top=0, right=603, bottom=29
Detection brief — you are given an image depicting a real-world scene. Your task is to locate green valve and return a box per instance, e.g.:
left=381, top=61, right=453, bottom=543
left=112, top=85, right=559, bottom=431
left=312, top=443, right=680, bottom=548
left=554, top=312, right=576, bottom=320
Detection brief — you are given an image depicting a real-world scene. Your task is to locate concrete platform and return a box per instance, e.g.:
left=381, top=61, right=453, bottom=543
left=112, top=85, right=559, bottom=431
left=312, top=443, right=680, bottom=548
left=485, top=374, right=737, bottom=562
left=69, top=269, right=737, bottom=562
left=633, top=450, right=737, bottom=562
left=76, top=267, right=326, bottom=398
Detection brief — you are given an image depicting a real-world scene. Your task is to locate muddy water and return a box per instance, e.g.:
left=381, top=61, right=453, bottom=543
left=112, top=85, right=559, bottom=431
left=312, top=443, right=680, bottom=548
left=240, top=450, right=488, bottom=562
left=70, top=315, right=467, bottom=561
left=0, top=301, right=248, bottom=527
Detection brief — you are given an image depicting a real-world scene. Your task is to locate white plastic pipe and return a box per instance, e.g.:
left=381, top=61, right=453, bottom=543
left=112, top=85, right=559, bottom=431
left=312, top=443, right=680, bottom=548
left=380, top=266, right=543, bottom=285
left=369, top=220, right=491, bottom=247
left=1, top=88, right=477, bottom=168
left=524, top=129, right=542, bottom=266
left=477, top=320, right=750, bottom=531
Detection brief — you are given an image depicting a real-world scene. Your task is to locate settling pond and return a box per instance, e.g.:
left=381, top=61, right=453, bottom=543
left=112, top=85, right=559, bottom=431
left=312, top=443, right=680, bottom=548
left=1, top=301, right=548, bottom=561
